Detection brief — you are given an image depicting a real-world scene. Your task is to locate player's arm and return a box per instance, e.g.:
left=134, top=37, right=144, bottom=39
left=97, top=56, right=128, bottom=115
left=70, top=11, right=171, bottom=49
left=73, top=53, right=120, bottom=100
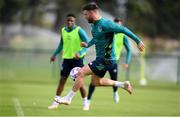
left=81, top=38, right=95, bottom=48
left=50, top=37, right=63, bottom=63
left=123, top=35, right=131, bottom=69
left=79, top=28, right=90, bottom=43
left=103, top=21, right=144, bottom=51
left=86, top=38, right=95, bottom=47
left=75, top=28, right=90, bottom=58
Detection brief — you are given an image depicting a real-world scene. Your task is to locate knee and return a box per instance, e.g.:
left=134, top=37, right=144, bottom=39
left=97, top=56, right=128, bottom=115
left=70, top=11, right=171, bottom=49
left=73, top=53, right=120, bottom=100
left=98, top=79, right=104, bottom=85
left=76, top=68, right=85, bottom=78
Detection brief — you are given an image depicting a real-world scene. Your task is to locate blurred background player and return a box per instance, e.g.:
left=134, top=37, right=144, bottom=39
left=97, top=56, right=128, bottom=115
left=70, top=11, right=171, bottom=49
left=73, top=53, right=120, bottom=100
left=86, top=18, right=132, bottom=110
left=55, top=3, right=144, bottom=110
left=139, top=49, right=147, bottom=86
left=48, top=13, right=89, bottom=110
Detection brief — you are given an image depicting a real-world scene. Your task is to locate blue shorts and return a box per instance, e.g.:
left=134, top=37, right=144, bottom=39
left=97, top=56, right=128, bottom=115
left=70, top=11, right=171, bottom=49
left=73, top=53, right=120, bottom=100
left=61, top=58, right=84, bottom=78
left=88, top=57, right=117, bottom=78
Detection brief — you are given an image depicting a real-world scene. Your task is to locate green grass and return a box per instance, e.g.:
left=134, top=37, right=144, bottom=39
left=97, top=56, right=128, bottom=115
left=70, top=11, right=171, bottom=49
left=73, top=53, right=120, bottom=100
left=0, top=52, right=180, bottom=116
left=0, top=79, right=179, bottom=116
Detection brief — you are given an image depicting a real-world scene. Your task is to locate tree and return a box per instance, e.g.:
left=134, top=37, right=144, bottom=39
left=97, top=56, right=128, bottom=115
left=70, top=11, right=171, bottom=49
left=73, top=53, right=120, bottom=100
left=52, top=0, right=85, bottom=31
left=126, top=0, right=180, bottom=38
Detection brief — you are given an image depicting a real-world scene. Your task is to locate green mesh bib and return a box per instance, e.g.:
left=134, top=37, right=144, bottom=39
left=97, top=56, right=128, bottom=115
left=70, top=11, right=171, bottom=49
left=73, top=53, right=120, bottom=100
left=61, top=26, right=85, bottom=58
left=114, top=33, right=124, bottom=60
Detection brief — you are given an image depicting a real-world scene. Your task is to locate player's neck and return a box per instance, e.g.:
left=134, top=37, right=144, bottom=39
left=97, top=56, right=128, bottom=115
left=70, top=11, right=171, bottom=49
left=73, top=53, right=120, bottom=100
left=93, top=15, right=101, bottom=23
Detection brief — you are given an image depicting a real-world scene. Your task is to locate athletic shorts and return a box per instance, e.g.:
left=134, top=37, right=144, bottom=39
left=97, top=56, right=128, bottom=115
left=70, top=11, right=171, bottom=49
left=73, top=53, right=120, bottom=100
left=88, top=57, right=117, bottom=78
left=61, top=58, right=84, bottom=78
left=108, top=63, right=118, bottom=81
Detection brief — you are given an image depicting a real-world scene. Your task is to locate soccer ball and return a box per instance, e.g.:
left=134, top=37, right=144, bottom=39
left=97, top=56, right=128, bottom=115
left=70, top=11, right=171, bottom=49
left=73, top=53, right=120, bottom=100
left=70, top=67, right=81, bottom=81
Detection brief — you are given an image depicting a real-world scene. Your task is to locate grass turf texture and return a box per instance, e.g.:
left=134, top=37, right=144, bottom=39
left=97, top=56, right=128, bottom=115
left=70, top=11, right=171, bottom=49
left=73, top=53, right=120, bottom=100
left=0, top=52, right=180, bottom=116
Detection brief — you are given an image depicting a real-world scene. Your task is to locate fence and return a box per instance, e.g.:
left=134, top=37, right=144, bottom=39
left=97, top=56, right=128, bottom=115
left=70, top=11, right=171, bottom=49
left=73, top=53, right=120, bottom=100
left=0, top=48, right=179, bottom=85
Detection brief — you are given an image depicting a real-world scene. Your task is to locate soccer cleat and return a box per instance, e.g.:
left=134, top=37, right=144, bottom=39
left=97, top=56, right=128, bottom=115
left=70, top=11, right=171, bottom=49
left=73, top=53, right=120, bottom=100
left=48, top=101, right=59, bottom=109
left=113, top=91, right=119, bottom=103
left=83, top=100, right=90, bottom=111
left=55, top=96, right=72, bottom=105
left=124, top=81, right=133, bottom=94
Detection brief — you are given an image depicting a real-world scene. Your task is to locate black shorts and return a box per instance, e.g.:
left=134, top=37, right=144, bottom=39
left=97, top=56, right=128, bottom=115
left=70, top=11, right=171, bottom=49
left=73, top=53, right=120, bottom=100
left=108, top=63, right=118, bottom=81
left=88, top=57, right=117, bottom=78
left=61, top=58, right=84, bottom=78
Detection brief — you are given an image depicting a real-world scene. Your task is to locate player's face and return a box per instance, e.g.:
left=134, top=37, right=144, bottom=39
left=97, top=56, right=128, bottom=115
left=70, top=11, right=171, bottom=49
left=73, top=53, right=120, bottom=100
left=83, top=10, right=94, bottom=23
left=66, top=16, right=76, bottom=28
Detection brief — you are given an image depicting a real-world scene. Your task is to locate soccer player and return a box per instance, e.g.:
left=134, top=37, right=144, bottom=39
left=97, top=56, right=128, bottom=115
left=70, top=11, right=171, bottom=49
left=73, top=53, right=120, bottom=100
left=87, top=18, right=132, bottom=109
left=139, top=49, right=147, bottom=86
left=48, top=13, right=89, bottom=110
left=55, top=3, right=144, bottom=110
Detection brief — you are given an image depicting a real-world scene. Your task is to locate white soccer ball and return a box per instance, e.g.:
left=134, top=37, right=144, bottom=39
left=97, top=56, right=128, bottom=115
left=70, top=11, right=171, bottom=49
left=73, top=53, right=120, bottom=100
left=70, top=67, right=81, bottom=81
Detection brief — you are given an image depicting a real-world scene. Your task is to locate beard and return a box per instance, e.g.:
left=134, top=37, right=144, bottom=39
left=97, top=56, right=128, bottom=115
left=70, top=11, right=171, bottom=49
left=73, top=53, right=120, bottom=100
left=87, top=18, right=93, bottom=23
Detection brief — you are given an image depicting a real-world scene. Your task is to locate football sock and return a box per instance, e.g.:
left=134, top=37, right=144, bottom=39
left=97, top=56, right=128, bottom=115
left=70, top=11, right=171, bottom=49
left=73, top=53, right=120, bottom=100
left=114, top=81, right=125, bottom=88
left=83, top=97, right=87, bottom=101
left=55, top=96, right=61, bottom=99
left=83, top=97, right=88, bottom=105
left=66, top=90, right=76, bottom=99
left=87, top=83, right=95, bottom=100
left=113, top=86, right=118, bottom=92
left=87, top=100, right=91, bottom=104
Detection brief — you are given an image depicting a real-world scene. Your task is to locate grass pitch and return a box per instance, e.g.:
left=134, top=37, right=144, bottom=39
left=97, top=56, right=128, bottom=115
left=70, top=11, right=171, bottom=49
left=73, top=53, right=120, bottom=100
left=0, top=52, right=179, bottom=116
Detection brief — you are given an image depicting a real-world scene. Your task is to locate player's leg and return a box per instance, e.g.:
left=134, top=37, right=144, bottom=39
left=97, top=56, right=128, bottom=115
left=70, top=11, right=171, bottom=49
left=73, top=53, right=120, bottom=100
left=74, top=59, right=89, bottom=110
left=79, top=84, right=89, bottom=111
left=85, top=81, right=96, bottom=111
left=57, top=59, right=132, bottom=105
left=88, top=61, right=132, bottom=93
left=48, top=76, right=68, bottom=109
left=87, top=83, right=96, bottom=101
left=79, top=84, right=87, bottom=99
left=48, top=59, right=71, bottom=109
left=87, top=58, right=107, bottom=104
left=109, top=63, right=119, bottom=103
left=85, top=58, right=107, bottom=110
left=72, top=65, right=93, bottom=91
left=55, top=65, right=94, bottom=105
left=56, top=76, right=68, bottom=96
left=109, top=63, right=118, bottom=92
left=91, top=74, right=132, bottom=94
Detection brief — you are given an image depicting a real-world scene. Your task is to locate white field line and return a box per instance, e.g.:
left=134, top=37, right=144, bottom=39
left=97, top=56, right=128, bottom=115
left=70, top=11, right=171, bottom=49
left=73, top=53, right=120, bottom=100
left=12, top=97, right=24, bottom=117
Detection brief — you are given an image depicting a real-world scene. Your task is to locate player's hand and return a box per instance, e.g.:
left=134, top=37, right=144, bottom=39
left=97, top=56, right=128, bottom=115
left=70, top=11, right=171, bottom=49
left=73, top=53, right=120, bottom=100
left=50, top=56, right=56, bottom=63
left=81, top=42, right=87, bottom=47
left=74, top=53, right=80, bottom=59
left=138, top=41, right=145, bottom=52
left=123, top=63, right=129, bottom=70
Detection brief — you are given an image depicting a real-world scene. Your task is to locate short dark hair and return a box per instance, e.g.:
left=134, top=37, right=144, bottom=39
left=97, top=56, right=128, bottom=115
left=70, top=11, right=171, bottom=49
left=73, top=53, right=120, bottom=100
left=114, top=17, right=124, bottom=23
left=82, top=3, right=99, bottom=11
left=66, top=13, right=76, bottom=18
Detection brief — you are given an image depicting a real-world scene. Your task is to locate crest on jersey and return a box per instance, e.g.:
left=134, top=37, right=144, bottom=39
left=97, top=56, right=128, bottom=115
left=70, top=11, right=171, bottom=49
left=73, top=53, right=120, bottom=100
left=97, top=26, right=102, bottom=32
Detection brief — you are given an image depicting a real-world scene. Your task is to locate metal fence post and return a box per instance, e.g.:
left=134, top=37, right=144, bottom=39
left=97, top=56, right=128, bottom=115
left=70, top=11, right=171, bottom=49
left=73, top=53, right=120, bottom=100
left=177, top=55, right=180, bottom=85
